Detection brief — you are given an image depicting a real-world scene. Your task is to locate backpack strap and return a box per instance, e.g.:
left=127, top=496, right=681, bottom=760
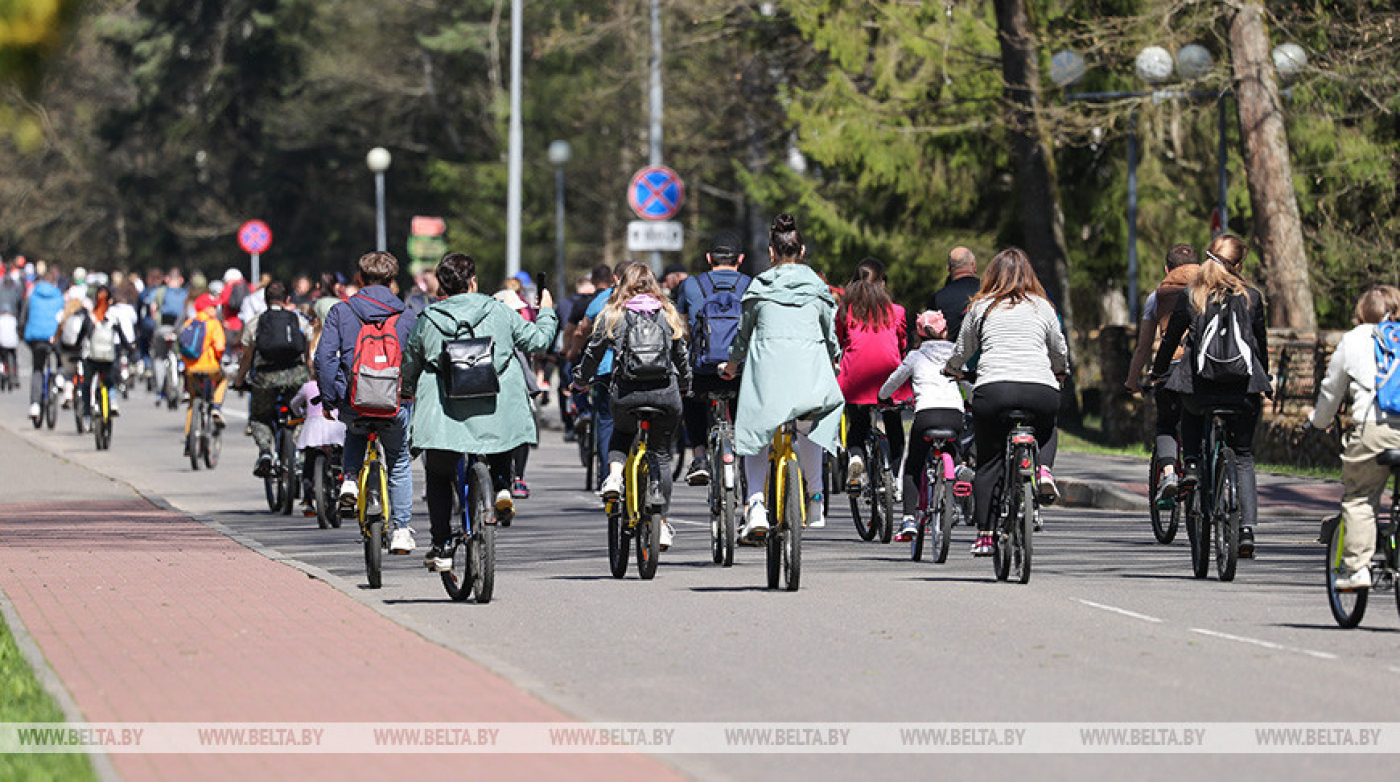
left=695, top=274, right=712, bottom=299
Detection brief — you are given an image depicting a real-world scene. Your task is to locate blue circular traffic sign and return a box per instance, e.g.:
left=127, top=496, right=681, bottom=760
left=628, top=167, right=685, bottom=221
left=238, top=220, right=272, bottom=255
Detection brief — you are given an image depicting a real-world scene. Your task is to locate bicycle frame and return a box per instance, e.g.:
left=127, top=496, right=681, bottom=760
left=767, top=422, right=805, bottom=528
left=622, top=420, right=653, bottom=526
left=356, top=433, right=389, bottom=533
left=707, top=394, right=740, bottom=504
left=999, top=424, right=1039, bottom=523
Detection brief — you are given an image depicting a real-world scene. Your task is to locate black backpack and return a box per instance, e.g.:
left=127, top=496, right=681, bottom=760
left=254, top=308, right=307, bottom=369
left=1192, top=292, right=1257, bottom=383
left=616, top=309, right=673, bottom=382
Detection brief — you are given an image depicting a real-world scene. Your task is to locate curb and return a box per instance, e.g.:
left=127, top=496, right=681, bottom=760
left=1056, top=477, right=1150, bottom=512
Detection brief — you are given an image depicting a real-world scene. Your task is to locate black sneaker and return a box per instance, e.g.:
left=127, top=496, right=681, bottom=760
left=1239, top=526, right=1255, bottom=559
left=253, top=454, right=273, bottom=478
left=685, top=456, right=711, bottom=487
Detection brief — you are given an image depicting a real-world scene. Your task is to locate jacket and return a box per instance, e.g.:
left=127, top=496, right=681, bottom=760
left=837, top=303, right=910, bottom=405
left=1153, top=286, right=1270, bottom=397
left=181, top=312, right=226, bottom=374
left=728, top=263, right=844, bottom=456
left=314, top=286, right=418, bottom=413
left=574, top=295, right=692, bottom=395
left=1310, top=323, right=1399, bottom=428
left=21, top=281, right=64, bottom=342
left=401, top=292, right=558, bottom=455
left=1152, top=263, right=1200, bottom=362
left=880, top=340, right=964, bottom=412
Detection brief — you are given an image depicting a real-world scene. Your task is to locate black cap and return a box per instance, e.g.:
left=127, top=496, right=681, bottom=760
left=708, top=230, right=743, bottom=257
left=663, top=263, right=688, bottom=277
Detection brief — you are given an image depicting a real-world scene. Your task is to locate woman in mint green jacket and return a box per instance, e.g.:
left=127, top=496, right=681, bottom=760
left=402, top=253, right=557, bottom=572
left=721, top=213, right=844, bottom=537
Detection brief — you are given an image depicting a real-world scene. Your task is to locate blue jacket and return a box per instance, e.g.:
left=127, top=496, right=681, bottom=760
left=313, top=286, right=418, bottom=413
left=22, top=281, right=64, bottom=342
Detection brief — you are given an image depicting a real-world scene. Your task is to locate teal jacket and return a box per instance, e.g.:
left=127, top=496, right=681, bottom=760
left=728, top=263, right=844, bottom=456
left=402, top=292, right=558, bottom=455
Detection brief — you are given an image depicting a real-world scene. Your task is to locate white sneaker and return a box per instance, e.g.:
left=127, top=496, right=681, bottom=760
left=28, top=402, right=39, bottom=418
left=806, top=494, right=825, bottom=528
left=1334, top=567, right=1371, bottom=591
left=846, top=454, right=865, bottom=490
left=742, top=497, right=769, bottom=539
left=494, top=489, right=515, bottom=525
left=389, top=527, right=416, bottom=554
left=338, top=479, right=357, bottom=513
left=600, top=472, right=623, bottom=500
left=659, top=521, right=675, bottom=551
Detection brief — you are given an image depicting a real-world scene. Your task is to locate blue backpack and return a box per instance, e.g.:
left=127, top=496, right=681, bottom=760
left=177, top=318, right=207, bottom=360
left=160, top=286, right=189, bottom=320
left=1375, top=320, right=1400, bottom=417
left=691, top=273, right=747, bottom=371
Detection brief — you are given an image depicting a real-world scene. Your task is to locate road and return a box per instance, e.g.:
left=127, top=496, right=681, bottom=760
left=1, top=378, right=1395, bottom=780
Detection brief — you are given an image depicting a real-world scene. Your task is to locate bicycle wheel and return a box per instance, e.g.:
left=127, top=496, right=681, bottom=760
left=1017, top=481, right=1035, bottom=584
left=1186, top=486, right=1210, bottom=579
left=1214, top=448, right=1240, bottom=582
left=993, top=478, right=1014, bottom=582
left=204, top=412, right=222, bottom=469
left=363, top=465, right=384, bottom=589
left=779, top=459, right=803, bottom=591
left=188, top=405, right=202, bottom=471
left=1148, top=452, right=1179, bottom=544
left=1325, top=517, right=1367, bottom=628
left=44, top=383, right=58, bottom=429
left=849, top=491, right=876, bottom=541
left=635, top=457, right=660, bottom=580
left=607, top=509, right=629, bottom=578
left=311, top=453, right=331, bottom=529
left=913, top=470, right=937, bottom=562
left=767, top=462, right=782, bottom=589
left=936, top=475, right=956, bottom=564
left=581, top=419, right=595, bottom=491
left=871, top=438, right=895, bottom=544
left=466, top=463, right=496, bottom=603
left=278, top=430, right=296, bottom=516
left=73, top=384, right=87, bottom=433
left=263, top=458, right=282, bottom=512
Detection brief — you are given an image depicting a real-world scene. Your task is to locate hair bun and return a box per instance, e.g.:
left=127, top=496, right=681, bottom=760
left=772, top=213, right=797, bottom=232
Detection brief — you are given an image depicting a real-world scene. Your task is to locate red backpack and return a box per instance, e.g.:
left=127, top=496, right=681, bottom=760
left=348, top=301, right=403, bottom=418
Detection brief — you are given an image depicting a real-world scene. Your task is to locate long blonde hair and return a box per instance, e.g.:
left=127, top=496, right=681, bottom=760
left=1189, top=233, right=1254, bottom=312
left=599, top=264, right=687, bottom=339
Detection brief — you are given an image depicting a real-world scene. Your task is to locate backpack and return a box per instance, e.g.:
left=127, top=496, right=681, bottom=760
left=177, top=318, right=207, bottom=360
left=253, top=308, right=306, bottom=369
left=348, top=303, right=403, bottom=417
left=89, top=319, right=117, bottom=362
left=616, top=309, right=673, bottom=382
left=58, top=312, right=85, bottom=350
left=433, top=313, right=500, bottom=401
left=691, top=273, right=746, bottom=371
left=225, top=281, right=250, bottom=317
left=1375, top=320, right=1400, bottom=417
left=1193, top=292, right=1257, bottom=383
left=160, top=286, right=188, bottom=320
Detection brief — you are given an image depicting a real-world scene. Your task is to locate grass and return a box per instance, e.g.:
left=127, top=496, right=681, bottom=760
left=0, top=612, right=97, bottom=782
left=1060, top=428, right=1342, bottom=482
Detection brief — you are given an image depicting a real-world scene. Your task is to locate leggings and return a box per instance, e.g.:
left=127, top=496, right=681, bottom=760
left=1180, top=394, right=1261, bottom=531
left=743, top=420, right=825, bottom=506
left=970, top=382, right=1060, bottom=532
left=845, top=404, right=905, bottom=475
left=422, top=449, right=515, bottom=546
left=902, top=408, right=965, bottom=516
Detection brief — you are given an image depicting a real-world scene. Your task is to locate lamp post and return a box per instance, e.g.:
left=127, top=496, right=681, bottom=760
left=547, top=140, right=572, bottom=301
left=506, top=0, right=523, bottom=279
left=366, top=147, right=392, bottom=253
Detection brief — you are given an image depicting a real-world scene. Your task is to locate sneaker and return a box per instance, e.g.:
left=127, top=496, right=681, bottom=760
left=895, top=516, right=917, bottom=543
left=685, top=455, right=711, bottom=486
left=742, top=497, right=769, bottom=539
left=425, top=544, right=453, bottom=573
left=389, top=527, right=416, bottom=554
left=244, top=423, right=254, bottom=437
left=301, top=500, right=316, bottom=518
left=28, top=402, right=39, bottom=418
left=338, top=479, right=357, bottom=515
left=109, top=404, right=120, bottom=417
left=892, top=482, right=903, bottom=506
left=494, top=489, right=515, bottom=526
left=562, top=428, right=577, bottom=443
left=1334, top=566, right=1371, bottom=591
left=1033, top=508, right=1044, bottom=532
left=1156, top=470, right=1180, bottom=509
left=846, top=454, right=865, bottom=492
left=1037, top=466, right=1059, bottom=505
left=253, top=454, right=273, bottom=478
left=1180, top=463, right=1200, bottom=491
left=659, top=521, right=675, bottom=552
left=600, top=472, right=623, bottom=501
left=212, top=409, right=225, bottom=428
left=1239, top=525, right=1255, bottom=559
left=806, top=493, right=825, bottom=528
left=511, top=479, right=530, bottom=499
left=971, top=533, right=995, bottom=557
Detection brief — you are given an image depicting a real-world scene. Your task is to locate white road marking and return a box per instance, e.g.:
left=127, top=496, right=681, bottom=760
left=1190, top=628, right=1338, bottom=660
left=1075, top=599, right=1163, bottom=624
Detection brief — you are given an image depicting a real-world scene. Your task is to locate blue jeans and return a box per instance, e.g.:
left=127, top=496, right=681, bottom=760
left=592, top=382, right=614, bottom=462
left=342, top=405, right=414, bottom=531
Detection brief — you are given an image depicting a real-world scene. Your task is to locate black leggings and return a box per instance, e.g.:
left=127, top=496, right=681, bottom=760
left=422, top=449, right=515, bottom=546
left=846, top=404, right=905, bottom=477
left=1180, top=394, right=1261, bottom=531
left=681, top=373, right=739, bottom=451
left=609, top=388, right=682, bottom=514
left=902, top=408, right=965, bottom=516
left=970, top=382, right=1060, bottom=532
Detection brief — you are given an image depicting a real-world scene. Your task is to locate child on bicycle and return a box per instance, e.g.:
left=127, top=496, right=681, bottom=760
left=291, top=377, right=346, bottom=518
left=181, top=294, right=228, bottom=445
left=880, top=310, right=973, bottom=542
left=1308, top=285, right=1400, bottom=590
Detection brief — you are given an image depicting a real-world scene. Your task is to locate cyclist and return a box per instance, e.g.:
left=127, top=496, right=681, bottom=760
left=575, top=263, right=690, bottom=550
left=1309, top=285, right=1400, bottom=589
left=19, top=266, right=65, bottom=420
left=927, top=246, right=980, bottom=343
left=569, top=263, right=629, bottom=489
left=1125, top=244, right=1201, bottom=504
left=556, top=274, right=597, bottom=440
left=55, top=297, right=90, bottom=408
left=0, top=266, right=22, bottom=384
left=315, top=251, right=419, bottom=555
left=880, top=310, right=972, bottom=542
left=233, top=281, right=313, bottom=478
left=1151, top=233, right=1269, bottom=559
left=945, top=248, right=1069, bottom=556
left=149, top=268, right=189, bottom=404
left=78, top=286, right=132, bottom=418
left=494, top=280, right=541, bottom=499
left=837, top=258, right=909, bottom=496
left=180, top=294, right=228, bottom=443
left=720, top=213, right=844, bottom=537
left=403, top=253, right=558, bottom=570
left=675, top=230, right=751, bottom=485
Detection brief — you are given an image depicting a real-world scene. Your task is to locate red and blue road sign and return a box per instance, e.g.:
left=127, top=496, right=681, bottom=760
left=237, top=220, right=273, bottom=255
left=628, top=166, right=685, bottom=221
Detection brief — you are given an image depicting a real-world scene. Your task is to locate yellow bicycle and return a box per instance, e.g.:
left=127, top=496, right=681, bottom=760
left=765, top=421, right=806, bottom=591
left=356, top=428, right=391, bottom=589
left=607, top=407, right=665, bottom=580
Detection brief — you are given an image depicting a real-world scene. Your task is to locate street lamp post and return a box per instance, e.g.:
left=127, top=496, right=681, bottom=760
left=366, top=147, right=392, bottom=253
left=547, top=140, right=572, bottom=302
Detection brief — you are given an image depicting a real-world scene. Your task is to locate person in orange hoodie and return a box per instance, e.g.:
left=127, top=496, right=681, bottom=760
left=181, top=293, right=227, bottom=442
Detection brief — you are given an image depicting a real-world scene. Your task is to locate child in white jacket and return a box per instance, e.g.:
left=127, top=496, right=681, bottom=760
left=291, top=378, right=346, bottom=518
left=1308, top=285, right=1400, bottom=590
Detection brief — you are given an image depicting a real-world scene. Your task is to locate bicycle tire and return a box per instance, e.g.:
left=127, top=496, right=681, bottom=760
left=779, top=459, right=803, bottom=591
left=635, top=456, right=659, bottom=580
left=1215, top=448, right=1240, bottom=582
left=849, top=492, right=876, bottom=542
left=1325, top=518, right=1367, bottom=628
left=278, top=429, right=296, bottom=516
left=1017, top=481, right=1035, bottom=584
left=44, top=384, right=58, bottom=429
left=442, top=534, right=472, bottom=602
left=936, top=475, right=956, bottom=564
left=993, top=476, right=1013, bottom=582
left=1186, top=486, right=1210, bottom=579
left=73, top=382, right=87, bottom=434
left=364, top=519, right=384, bottom=589
left=311, top=453, right=330, bottom=530
left=767, top=461, right=781, bottom=589
left=872, top=437, right=895, bottom=544
left=913, top=469, right=936, bottom=562
left=204, top=413, right=222, bottom=469
left=581, top=419, right=595, bottom=491
left=188, top=405, right=202, bottom=471
left=607, top=509, right=629, bottom=578
left=1148, top=450, right=1179, bottom=544
left=468, top=462, right=496, bottom=603
left=264, top=461, right=282, bottom=512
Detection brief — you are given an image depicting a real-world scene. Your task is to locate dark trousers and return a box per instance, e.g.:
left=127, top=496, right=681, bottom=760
left=423, top=449, right=515, bottom=546
left=28, top=340, right=52, bottom=405
left=1180, top=394, right=1261, bottom=531
left=970, top=382, right=1060, bottom=532
left=512, top=442, right=529, bottom=482
left=902, top=408, right=965, bottom=516
left=80, top=359, right=118, bottom=408
left=1154, top=385, right=1183, bottom=464
left=846, top=404, right=906, bottom=477
left=682, top=372, right=740, bottom=452
left=609, top=383, right=682, bottom=514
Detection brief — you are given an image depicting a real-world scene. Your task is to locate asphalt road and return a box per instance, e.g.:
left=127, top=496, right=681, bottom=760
left=2, top=376, right=1396, bottom=780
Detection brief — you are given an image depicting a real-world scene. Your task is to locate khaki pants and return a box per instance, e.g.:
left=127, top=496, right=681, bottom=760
left=1341, top=422, right=1400, bottom=575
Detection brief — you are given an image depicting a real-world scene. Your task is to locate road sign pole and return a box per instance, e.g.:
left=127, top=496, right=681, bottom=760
left=647, top=0, right=664, bottom=274
left=251, top=253, right=260, bottom=285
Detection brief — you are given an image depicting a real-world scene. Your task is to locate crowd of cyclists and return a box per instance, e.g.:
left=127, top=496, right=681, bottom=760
left=3, top=211, right=1397, bottom=599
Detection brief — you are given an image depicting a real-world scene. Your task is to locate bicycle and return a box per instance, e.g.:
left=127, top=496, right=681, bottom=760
left=91, top=366, right=113, bottom=451
left=32, top=348, right=59, bottom=430
left=72, top=359, right=89, bottom=434
left=186, top=374, right=223, bottom=470
left=262, top=389, right=303, bottom=517
left=704, top=392, right=741, bottom=567
left=155, top=329, right=182, bottom=410
left=0, top=345, right=17, bottom=392
left=573, top=386, right=604, bottom=492
left=764, top=420, right=806, bottom=591
left=1324, top=449, right=1400, bottom=628
left=605, top=406, right=665, bottom=580
left=1181, top=407, right=1243, bottom=581
left=910, top=424, right=963, bottom=564
left=354, top=425, right=392, bottom=589
left=1141, top=381, right=1181, bottom=545
left=848, top=405, right=897, bottom=544
left=988, top=409, right=1040, bottom=584
left=439, top=456, right=496, bottom=603
left=305, top=442, right=344, bottom=530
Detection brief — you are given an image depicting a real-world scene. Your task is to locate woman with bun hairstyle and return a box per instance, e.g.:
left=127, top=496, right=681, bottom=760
left=721, top=213, right=845, bottom=539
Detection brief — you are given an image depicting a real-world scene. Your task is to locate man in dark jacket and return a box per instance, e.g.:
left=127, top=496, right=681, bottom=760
left=927, top=246, right=979, bottom=345
left=315, top=251, right=419, bottom=555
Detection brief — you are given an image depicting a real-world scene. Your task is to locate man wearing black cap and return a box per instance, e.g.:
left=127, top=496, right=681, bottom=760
left=674, top=231, right=751, bottom=485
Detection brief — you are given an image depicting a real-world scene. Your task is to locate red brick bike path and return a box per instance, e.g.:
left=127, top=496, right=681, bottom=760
left=0, top=498, right=680, bottom=781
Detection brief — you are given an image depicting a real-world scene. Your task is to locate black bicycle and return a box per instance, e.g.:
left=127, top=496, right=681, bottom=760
left=263, top=388, right=302, bottom=516
left=911, top=425, right=963, bottom=564
left=187, top=374, right=223, bottom=470
left=705, top=392, right=741, bottom=566
left=848, top=406, right=897, bottom=544
left=1324, top=449, right=1400, bottom=628
left=91, top=365, right=113, bottom=451
left=440, top=456, right=496, bottom=603
left=306, top=443, right=343, bottom=530
left=989, top=410, right=1039, bottom=584
left=72, top=359, right=89, bottom=434
left=1182, top=407, right=1243, bottom=581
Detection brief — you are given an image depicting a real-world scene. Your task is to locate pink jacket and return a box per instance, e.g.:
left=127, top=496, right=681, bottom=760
left=837, top=304, right=910, bottom=405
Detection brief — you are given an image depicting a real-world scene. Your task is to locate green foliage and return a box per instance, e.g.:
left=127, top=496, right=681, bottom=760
left=0, top=613, right=97, bottom=782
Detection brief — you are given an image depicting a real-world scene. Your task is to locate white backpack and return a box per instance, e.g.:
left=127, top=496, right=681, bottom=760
left=59, top=312, right=85, bottom=350
left=89, top=319, right=117, bottom=362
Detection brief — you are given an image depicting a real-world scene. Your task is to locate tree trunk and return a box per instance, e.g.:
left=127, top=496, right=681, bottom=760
left=1229, top=2, right=1315, bottom=330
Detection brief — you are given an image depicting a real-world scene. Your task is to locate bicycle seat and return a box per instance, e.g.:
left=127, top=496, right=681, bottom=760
left=921, top=428, right=959, bottom=443
left=1378, top=449, right=1400, bottom=467
left=1203, top=407, right=1243, bottom=417
left=1000, top=409, right=1034, bottom=423
left=632, top=406, right=666, bottom=419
